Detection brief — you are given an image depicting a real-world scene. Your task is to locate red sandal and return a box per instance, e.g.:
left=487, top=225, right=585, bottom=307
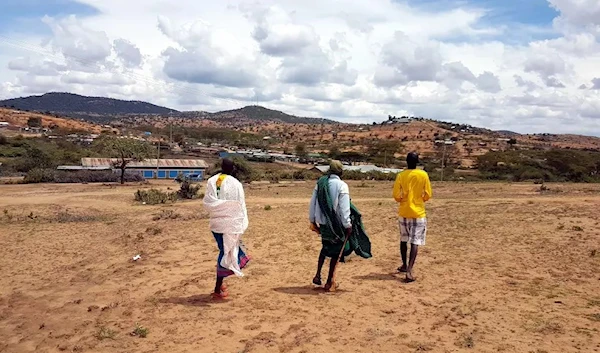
left=211, top=291, right=229, bottom=300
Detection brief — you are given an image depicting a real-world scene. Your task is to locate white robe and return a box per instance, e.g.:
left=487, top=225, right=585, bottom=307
left=203, top=174, right=249, bottom=276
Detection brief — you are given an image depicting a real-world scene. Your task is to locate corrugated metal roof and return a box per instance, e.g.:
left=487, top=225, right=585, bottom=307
left=57, top=165, right=112, bottom=171
left=81, top=158, right=208, bottom=168
left=313, top=165, right=403, bottom=174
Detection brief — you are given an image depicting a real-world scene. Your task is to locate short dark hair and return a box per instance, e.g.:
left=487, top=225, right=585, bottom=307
left=222, top=158, right=235, bottom=175
left=407, top=152, right=419, bottom=169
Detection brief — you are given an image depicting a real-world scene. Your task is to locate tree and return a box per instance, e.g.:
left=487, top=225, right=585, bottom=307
left=507, top=138, right=517, bottom=148
left=328, top=145, right=340, bottom=159
left=173, top=133, right=185, bottom=145
left=96, top=137, right=153, bottom=184
left=295, top=143, right=307, bottom=157
left=27, top=117, right=42, bottom=128
left=367, top=140, right=403, bottom=166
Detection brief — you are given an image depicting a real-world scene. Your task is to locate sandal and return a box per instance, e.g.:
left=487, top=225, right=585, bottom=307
left=405, top=272, right=416, bottom=283
left=324, top=281, right=340, bottom=292
left=397, top=265, right=407, bottom=273
left=312, top=276, right=322, bottom=286
left=211, top=291, right=229, bottom=300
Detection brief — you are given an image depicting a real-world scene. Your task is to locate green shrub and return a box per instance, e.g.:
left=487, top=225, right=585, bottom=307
left=177, top=181, right=201, bottom=199
left=24, top=168, right=56, bottom=183
left=477, top=149, right=600, bottom=182
left=292, top=169, right=319, bottom=180
left=134, top=189, right=178, bottom=205
left=23, top=169, right=144, bottom=184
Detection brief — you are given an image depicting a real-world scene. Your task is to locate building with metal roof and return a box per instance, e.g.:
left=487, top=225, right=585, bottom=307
left=312, top=164, right=403, bottom=174
left=70, top=158, right=208, bottom=179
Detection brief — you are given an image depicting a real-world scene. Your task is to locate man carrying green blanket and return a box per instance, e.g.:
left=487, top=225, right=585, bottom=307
left=309, top=160, right=372, bottom=291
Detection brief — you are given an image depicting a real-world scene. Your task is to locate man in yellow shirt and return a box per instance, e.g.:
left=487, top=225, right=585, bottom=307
left=392, top=152, right=432, bottom=282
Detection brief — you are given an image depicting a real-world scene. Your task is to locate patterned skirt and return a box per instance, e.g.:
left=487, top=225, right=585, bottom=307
left=213, top=232, right=250, bottom=278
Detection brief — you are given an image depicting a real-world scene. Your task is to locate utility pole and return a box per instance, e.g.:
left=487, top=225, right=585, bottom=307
left=440, top=142, right=446, bottom=182
left=384, top=149, right=387, bottom=167
left=156, top=140, right=160, bottom=178
left=169, top=122, right=173, bottom=145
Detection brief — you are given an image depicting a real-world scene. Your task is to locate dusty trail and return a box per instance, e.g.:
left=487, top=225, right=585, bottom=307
left=0, top=181, right=599, bottom=353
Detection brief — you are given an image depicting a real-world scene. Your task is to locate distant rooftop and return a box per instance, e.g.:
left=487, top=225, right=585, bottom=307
left=314, top=164, right=403, bottom=174
left=81, top=158, right=208, bottom=169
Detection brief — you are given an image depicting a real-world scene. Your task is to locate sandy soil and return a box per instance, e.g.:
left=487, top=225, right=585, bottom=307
left=0, top=181, right=599, bottom=353
left=0, top=108, right=102, bottom=133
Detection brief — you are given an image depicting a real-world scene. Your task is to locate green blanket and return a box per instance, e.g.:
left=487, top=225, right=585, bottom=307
left=316, top=176, right=372, bottom=261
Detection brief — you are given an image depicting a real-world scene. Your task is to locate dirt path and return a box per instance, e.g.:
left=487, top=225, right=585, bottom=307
left=0, top=181, right=599, bottom=353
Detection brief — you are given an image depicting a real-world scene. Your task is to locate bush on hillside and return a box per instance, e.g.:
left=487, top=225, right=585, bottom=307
left=177, top=181, right=201, bottom=199
left=477, top=149, right=600, bottom=182
left=24, top=168, right=56, bottom=183
left=135, top=189, right=178, bottom=205
left=24, top=169, right=145, bottom=184
left=341, top=170, right=398, bottom=181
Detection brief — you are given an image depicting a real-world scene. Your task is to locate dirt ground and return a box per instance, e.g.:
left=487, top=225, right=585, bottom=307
left=0, top=181, right=599, bottom=353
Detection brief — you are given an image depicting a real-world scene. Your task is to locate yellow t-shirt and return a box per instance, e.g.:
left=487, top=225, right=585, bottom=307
left=392, top=169, right=432, bottom=219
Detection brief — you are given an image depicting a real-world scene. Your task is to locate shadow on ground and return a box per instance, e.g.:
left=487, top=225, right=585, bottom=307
left=273, top=286, right=351, bottom=296
left=158, top=294, right=228, bottom=307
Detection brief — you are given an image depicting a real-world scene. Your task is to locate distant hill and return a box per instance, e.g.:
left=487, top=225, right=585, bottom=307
left=0, top=93, right=334, bottom=125
left=495, top=130, right=520, bottom=136
left=206, top=105, right=336, bottom=124
left=0, top=93, right=178, bottom=122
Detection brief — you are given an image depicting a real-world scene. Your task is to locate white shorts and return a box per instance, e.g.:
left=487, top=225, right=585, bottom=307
left=399, top=217, right=427, bottom=246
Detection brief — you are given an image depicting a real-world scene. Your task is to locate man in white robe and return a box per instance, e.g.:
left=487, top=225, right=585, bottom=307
left=203, top=159, right=250, bottom=299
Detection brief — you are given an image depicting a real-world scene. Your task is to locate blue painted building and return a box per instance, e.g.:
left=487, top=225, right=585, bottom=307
left=80, top=158, right=208, bottom=180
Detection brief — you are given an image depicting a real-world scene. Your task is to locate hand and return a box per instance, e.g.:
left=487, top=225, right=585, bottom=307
left=345, top=227, right=352, bottom=237
left=310, top=223, right=320, bottom=234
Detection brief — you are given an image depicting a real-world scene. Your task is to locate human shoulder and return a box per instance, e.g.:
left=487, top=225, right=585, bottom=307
left=338, top=179, right=350, bottom=193
left=228, top=175, right=243, bottom=187
left=207, top=174, right=219, bottom=183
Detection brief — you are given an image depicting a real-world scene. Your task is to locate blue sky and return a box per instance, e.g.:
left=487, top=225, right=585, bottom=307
left=409, top=0, right=558, bottom=25
left=0, top=0, right=99, bottom=33
left=2, top=0, right=559, bottom=32
left=404, top=0, right=560, bottom=43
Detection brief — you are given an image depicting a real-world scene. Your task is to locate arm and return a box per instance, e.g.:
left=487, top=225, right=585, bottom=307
left=338, top=183, right=351, bottom=229
left=309, top=188, right=318, bottom=225
left=423, top=174, right=432, bottom=202
left=239, top=183, right=248, bottom=218
left=392, top=174, right=403, bottom=202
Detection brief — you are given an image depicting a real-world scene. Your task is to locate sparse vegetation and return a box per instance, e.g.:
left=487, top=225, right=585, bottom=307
left=587, top=313, right=600, bottom=322
left=152, top=209, right=181, bottom=221
left=455, top=333, right=475, bottom=348
left=264, top=205, right=272, bottom=211
left=145, top=226, right=163, bottom=235
left=55, top=209, right=105, bottom=223
left=478, top=149, right=600, bottom=182
left=132, top=323, right=149, bottom=338
left=24, top=169, right=144, bottom=184
left=177, top=181, right=201, bottom=200
left=135, top=189, right=178, bottom=205
left=95, top=326, right=117, bottom=340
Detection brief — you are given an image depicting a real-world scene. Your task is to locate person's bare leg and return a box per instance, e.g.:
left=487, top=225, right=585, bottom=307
left=406, top=244, right=418, bottom=282
left=214, top=276, right=224, bottom=294
left=324, top=257, right=338, bottom=291
left=398, top=241, right=408, bottom=272
left=313, top=251, right=326, bottom=285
